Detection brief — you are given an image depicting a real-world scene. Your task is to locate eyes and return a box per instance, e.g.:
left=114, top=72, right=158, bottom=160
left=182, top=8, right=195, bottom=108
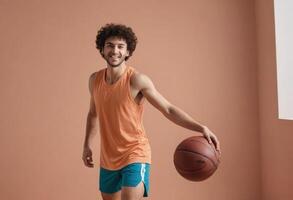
left=105, top=44, right=125, bottom=49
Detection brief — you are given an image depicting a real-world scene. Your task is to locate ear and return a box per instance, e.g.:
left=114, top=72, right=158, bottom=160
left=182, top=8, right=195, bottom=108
left=100, top=48, right=105, bottom=57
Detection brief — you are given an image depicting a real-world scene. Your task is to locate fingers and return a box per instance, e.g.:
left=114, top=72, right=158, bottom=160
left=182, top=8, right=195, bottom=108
left=86, top=157, right=94, bottom=168
left=203, top=134, right=213, bottom=145
left=83, top=155, right=94, bottom=168
left=211, top=136, right=221, bottom=151
left=204, top=134, right=221, bottom=154
left=211, top=136, right=221, bottom=156
left=82, top=148, right=94, bottom=168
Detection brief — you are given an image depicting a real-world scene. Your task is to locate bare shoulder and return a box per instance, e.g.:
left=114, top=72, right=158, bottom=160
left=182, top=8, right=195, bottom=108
left=89, top=71, right=97, bottom=81
left=88, top=72, right=98, bottom=94
left=131, top=71, right=172, bottom=114
left=130, top=71, right=155, bottom=91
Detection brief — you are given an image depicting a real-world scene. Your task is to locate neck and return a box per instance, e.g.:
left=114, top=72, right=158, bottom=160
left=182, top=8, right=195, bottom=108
left=106, top=63, right=128, bottom=83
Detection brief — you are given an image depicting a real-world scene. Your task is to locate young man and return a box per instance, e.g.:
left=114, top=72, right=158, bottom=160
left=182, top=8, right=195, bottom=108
left=82, top=23, right=221, bottom=200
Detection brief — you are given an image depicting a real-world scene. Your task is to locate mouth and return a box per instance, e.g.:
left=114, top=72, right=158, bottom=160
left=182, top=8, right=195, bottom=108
left=109, top=55, right=121, bottom=59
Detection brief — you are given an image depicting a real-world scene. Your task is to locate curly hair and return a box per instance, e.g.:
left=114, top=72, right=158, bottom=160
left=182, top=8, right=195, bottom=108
left=95, top=23, right=138, bottom=61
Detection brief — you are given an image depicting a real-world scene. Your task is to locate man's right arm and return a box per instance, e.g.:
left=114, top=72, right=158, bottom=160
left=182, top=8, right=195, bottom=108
left=82, top=72, right=98, bottom=168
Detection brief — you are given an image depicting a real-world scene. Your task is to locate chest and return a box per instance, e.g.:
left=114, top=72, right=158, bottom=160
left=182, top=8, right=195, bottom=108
left=96, top=80, right=144, bottom=106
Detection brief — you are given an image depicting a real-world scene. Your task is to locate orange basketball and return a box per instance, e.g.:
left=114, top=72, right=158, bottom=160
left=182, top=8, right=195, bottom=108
left=173, top=136, right=220, bottom=181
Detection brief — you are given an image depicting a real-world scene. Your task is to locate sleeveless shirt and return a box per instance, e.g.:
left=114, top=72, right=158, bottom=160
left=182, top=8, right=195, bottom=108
left=93, top=65, right=151, bottom=170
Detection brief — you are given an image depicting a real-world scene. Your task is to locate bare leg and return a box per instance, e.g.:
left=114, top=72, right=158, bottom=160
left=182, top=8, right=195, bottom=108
left=101, top=190, right=121, bottom=200
left=121, top=181, right=145, bottom=200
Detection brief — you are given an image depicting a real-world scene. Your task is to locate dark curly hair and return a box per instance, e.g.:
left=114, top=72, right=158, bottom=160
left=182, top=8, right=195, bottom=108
left=95, top=23, right=138, bottom=61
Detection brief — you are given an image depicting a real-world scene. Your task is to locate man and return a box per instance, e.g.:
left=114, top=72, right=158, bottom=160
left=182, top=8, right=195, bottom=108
left=82, top=23, right=221, bottom=200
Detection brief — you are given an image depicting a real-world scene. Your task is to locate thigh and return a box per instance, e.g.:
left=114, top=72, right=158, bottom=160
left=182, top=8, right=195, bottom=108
left=121, top=163, right=151, bottom=200
left=121, top=181, right=144, bottom=200
left=101, top=191, right=121, bottom=200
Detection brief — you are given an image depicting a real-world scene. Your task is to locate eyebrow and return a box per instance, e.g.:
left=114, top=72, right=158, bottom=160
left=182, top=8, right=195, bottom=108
left=105, top=42, right=126, bottom=46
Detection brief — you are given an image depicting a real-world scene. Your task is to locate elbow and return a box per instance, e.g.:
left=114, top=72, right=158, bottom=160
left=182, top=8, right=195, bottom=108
left=163, top=104, right=174, bottom=116
left=87, top=112, right=99, bottom=128
left=88, top=110, right=97, bottom=119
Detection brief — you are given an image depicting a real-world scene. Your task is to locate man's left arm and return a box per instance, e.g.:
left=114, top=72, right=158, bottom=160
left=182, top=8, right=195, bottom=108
left=133, top=73, right=221, bottom=153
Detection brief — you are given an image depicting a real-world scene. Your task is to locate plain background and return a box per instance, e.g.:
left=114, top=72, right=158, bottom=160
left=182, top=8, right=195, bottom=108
left=0, top=0, right=292, bottom=200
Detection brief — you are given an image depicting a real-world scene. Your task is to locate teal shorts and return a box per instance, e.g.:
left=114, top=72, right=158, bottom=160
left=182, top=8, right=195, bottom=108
left=99, top=163, right=150, bottom=197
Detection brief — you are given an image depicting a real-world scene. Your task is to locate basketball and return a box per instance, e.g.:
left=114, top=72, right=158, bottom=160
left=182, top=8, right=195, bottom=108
left=173, top=136, right=220, bottom=181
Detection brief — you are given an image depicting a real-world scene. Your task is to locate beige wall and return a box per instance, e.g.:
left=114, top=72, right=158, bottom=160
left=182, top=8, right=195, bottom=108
left=1, top=0, right=289, bottom=200
left=255, top=0, right=293, bottom=200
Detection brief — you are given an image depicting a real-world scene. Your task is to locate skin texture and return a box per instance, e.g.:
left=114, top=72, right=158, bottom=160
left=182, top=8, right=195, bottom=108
left=83, top=36, right=221, bottom=200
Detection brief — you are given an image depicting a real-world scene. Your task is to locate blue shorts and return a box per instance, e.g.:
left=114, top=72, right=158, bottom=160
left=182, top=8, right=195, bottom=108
left=99, top=163, right=150, bottom=197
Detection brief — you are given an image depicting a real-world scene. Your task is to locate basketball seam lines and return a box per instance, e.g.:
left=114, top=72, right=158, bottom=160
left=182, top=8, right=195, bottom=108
left=179, top=138, right=219, bottom=161
left=175, top=149, right=218, bottom=168
left=189, top=139, right=218, bottom=157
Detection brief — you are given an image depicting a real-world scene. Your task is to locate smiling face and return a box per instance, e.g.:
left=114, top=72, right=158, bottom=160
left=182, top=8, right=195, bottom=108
left=102, top=36, right=130, bottom=68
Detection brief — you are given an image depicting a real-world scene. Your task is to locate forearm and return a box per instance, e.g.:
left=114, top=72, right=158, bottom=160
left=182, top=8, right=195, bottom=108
left=84, top=112, right=98, bottom=148
left=164, top=105, right=205, bottom=133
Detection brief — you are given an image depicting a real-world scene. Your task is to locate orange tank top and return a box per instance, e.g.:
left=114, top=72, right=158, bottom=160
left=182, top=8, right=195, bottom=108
left=93, top=65, right=151, bottom=170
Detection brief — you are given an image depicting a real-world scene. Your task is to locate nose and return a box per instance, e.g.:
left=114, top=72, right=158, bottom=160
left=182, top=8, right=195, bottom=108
left=112, top=46, right=119, bottom=54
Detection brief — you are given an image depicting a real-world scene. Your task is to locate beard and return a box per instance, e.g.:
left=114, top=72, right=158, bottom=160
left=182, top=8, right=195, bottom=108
left=104, top=54, right=127, bottom=68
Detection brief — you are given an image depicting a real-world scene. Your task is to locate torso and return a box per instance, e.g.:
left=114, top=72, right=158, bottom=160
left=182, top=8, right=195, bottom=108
left=93, top=67, right=151, bottom=170
left=100, top=69, right=144, bottom=105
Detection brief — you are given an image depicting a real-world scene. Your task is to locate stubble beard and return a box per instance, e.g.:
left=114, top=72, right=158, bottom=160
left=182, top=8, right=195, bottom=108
left=104, top=54, right=127, bottom=68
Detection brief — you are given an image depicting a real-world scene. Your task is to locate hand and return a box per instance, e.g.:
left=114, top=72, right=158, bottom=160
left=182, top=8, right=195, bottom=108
left=82, top=146, right=94, bottom=168
left=202, top=126, right=221, bottom=155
